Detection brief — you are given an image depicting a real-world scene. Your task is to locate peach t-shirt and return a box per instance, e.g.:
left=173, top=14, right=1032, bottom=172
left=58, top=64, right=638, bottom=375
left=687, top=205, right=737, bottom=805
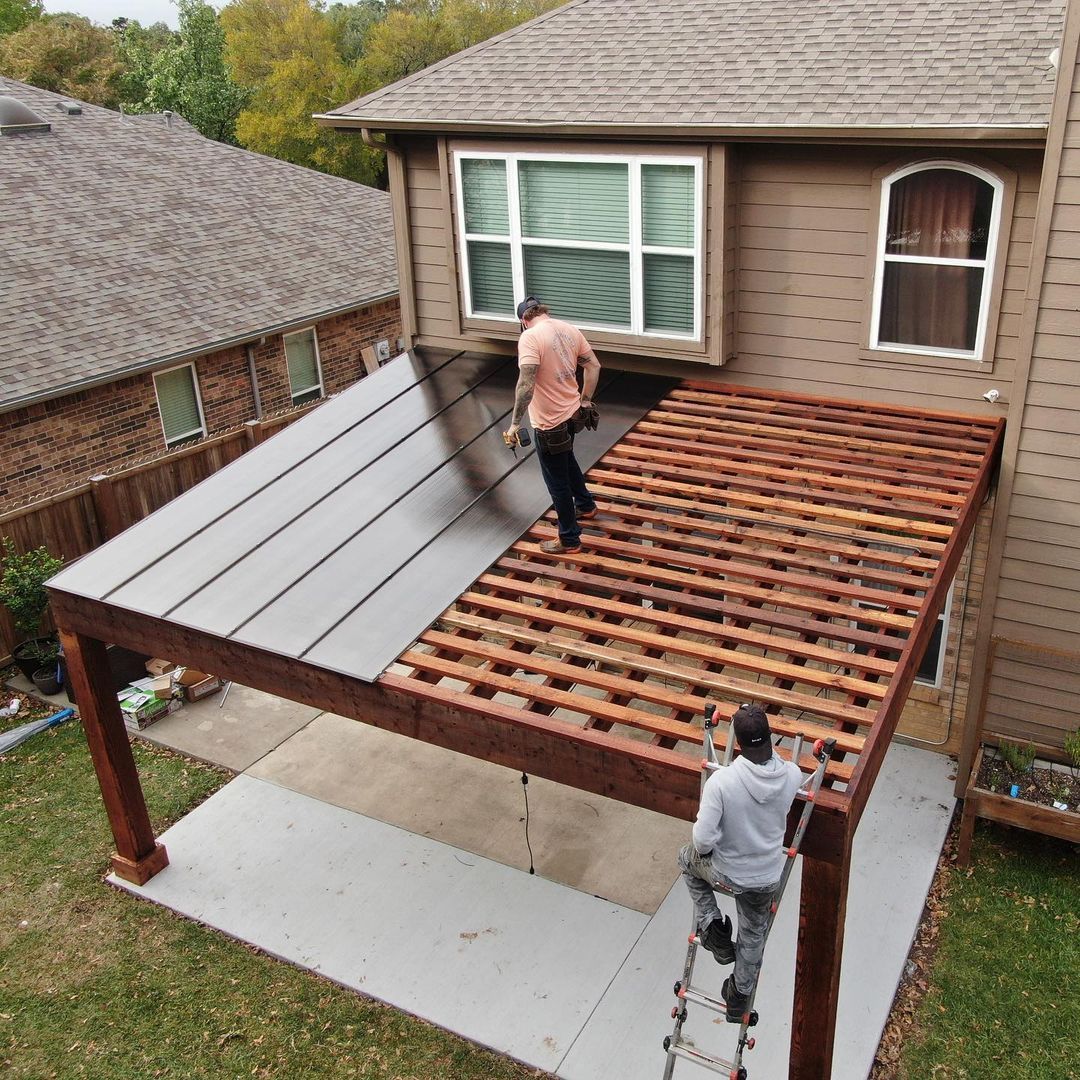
left=517, top=317, right=593, bottom=430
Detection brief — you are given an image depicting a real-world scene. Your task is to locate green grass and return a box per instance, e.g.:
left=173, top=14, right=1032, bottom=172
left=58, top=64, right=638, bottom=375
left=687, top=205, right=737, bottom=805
left=0, top=694, right=540, bottom=1079
left=899, top=824, right=1080, bottom=1080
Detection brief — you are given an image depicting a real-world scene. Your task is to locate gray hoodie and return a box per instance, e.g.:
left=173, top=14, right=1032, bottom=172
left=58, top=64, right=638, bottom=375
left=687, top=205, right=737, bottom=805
left=692, top=753, right=804, bottom=888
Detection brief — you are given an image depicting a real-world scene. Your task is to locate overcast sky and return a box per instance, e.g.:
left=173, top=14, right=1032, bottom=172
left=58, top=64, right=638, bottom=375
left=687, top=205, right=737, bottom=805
left=46, top=0, right=181, bottom=28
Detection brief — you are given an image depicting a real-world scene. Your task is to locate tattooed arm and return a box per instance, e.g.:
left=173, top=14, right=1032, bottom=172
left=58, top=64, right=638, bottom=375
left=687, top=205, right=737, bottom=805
left=505, top=364, right=538, bottom=438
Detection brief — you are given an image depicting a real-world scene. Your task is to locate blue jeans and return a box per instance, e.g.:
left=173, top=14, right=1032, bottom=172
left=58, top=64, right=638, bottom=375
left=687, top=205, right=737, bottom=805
left=535, top=429, right=595, bottom=546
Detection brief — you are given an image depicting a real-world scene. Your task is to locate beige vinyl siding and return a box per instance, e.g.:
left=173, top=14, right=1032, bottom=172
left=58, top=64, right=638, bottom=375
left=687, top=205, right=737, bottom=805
left=984, top=645, right=1080, bottom=750
left=723, top=145, right=1041, bottom=413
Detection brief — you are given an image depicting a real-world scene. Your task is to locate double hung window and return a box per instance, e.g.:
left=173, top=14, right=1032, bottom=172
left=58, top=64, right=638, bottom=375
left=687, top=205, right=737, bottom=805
left=870, top=162, right=1003, bottom=361
left=153, top=363, right=206, bottom=447
left=284, top=328, right=323, bottom=405
left=455, top=151, right=702, bottom=340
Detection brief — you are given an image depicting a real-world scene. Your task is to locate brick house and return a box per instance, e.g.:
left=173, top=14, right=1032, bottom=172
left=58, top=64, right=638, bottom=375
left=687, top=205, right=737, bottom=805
left=1, top=78, right=400, bottom=507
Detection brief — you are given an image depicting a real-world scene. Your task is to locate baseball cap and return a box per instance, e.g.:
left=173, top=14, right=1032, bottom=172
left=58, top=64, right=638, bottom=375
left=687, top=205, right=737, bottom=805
left=733, top=703, right=772, bottom=763
left=516, top=295, right=542, bottom=322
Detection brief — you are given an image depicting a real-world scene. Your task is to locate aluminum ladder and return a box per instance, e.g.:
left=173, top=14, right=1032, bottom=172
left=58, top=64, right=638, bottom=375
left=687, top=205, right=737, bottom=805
left=662, top=703, right=835, bottom=1079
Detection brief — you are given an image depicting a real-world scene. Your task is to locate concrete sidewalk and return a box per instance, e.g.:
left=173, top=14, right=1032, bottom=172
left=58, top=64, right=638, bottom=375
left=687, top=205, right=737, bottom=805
left=111, top=686, right=954, bottom=1079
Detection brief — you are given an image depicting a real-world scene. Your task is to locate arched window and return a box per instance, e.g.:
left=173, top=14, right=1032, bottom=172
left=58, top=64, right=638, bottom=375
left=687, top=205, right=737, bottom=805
left=870, top=162, right=1003, bottom=360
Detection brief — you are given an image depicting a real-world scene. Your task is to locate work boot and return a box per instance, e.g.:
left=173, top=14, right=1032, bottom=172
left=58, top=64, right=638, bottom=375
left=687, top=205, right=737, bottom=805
left=721, top=974, right=749, bottom=1023
left=576, top=506, right=598, bottom=520
left=540, top=538, right=582, bottom=554
left=699, top=915, right=734, bottom=964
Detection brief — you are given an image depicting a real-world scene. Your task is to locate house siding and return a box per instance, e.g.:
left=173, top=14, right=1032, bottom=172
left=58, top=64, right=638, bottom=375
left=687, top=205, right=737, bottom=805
left=0, top=300, right=401, bottom=508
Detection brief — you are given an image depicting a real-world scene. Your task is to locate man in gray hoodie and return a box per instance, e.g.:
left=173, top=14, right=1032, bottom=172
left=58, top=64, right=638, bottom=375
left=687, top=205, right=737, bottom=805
left=677, top=704, right=804, bottom=1021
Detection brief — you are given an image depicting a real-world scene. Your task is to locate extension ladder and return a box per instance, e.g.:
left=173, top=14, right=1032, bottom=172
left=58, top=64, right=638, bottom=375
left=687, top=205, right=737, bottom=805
left=662, top=704, right=835, bottom=1079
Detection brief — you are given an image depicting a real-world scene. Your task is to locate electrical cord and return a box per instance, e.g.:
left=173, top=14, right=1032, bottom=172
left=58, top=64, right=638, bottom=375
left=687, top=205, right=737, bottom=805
left=521, top=772, right=535, bottom=874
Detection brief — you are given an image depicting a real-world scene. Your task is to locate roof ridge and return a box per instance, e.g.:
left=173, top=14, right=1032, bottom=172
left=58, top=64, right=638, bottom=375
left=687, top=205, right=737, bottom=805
left=335, top=0, right=592, bottom=117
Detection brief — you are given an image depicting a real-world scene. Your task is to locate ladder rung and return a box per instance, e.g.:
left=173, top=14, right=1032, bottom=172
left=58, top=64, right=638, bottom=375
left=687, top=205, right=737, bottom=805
left=678, top=984, right=730, bottom=1016
left=668, top=1038, right=736, bottom=1074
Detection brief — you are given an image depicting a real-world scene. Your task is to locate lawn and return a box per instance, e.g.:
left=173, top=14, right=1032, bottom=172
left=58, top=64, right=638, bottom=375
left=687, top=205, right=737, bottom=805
left=0, top=687, right=540, bottom=1079
left=897, top=823, right=1079, bottom=1080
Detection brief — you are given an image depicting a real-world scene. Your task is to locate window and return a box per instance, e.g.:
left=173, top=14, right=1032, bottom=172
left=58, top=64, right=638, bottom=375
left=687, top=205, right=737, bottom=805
left=153, top=363, right=206, bottom=447
left=284, top=328, right=323, bottom=404
left=455, top=151, right=703, bottom=340
left=870, top=162, right=1003, bottom=361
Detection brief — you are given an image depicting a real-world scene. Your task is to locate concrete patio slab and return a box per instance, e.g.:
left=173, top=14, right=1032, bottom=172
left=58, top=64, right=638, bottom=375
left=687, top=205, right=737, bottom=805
left=111, top=739, right=954, bottom=1079
left=111, top=773, right=648, bottom=1074
left=137, top=683, right=321, bottom=771
left=247, top=711, right=689, bottom=913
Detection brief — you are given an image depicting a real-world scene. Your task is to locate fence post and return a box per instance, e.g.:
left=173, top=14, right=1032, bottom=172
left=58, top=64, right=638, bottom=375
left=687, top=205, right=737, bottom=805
left=90, top=474, right=124, bottom=541
left=244, top=419, right=264, bottom=449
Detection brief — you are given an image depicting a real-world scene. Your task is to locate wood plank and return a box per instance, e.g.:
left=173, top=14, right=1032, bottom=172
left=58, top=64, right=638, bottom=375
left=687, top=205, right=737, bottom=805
left=454, top=591, right=879, bottom=728
left=477, top=569, right=897, bottom=679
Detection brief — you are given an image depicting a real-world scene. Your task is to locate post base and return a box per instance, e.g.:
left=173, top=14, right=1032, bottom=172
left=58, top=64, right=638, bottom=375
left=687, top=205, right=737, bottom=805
left=111, top=842, right=169, bottom=885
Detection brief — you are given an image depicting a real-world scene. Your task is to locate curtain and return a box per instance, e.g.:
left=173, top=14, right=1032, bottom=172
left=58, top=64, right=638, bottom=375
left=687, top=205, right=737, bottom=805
left=879, top=169, right=991, bottom=352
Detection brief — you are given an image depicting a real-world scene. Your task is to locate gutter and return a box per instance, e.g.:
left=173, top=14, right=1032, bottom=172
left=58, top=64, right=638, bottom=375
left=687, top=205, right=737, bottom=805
left=315, top=115, right=1049, bottom=144
left=2, top=290, right=398, bottom=416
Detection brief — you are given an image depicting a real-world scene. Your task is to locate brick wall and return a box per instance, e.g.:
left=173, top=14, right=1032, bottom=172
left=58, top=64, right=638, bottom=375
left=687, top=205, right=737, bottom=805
left=0, top=300, right=401, bottom=507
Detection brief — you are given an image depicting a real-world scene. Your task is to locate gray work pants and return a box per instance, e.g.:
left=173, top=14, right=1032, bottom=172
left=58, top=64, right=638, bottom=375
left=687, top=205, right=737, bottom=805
left=678, top=843, right=778, bottom=997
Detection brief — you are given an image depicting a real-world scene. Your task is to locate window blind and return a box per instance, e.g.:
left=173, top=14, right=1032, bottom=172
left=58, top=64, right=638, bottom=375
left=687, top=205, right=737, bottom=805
left=468, top=240, right=515, bottom=315
left=518, top=160, right=629, bottom=244
left=642, top=164, right=695, bottom=248
left=524, top=245, right=631, bottom=328
left=285, top=330, right=321, bottom=399
left=644, top=253, right=695, bottom=334
left=462, top=158, right=509, bottom=235
left=155, top=367, right=203, bottom=444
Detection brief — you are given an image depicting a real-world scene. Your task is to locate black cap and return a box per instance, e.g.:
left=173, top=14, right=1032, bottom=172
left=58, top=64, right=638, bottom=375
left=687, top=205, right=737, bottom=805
left=733, top=703, right=772, bottom=763
left=516, top=295, right=542, bottom=321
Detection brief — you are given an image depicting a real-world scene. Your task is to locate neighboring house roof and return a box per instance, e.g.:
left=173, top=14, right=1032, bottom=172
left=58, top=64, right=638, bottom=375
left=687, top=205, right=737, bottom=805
left=323, top=0, right=1064, bottom=135
left=2, top=78, right=398, bottom=412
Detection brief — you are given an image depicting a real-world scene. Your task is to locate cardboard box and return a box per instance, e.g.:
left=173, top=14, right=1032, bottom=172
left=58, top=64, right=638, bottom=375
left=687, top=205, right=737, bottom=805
left=117, top=686, right=175, bottom=729
left=145, top=658, right=177, bottom=677
left=176, top=668, right=223, bottom=702
left=149, top=674, right=174, bottom=699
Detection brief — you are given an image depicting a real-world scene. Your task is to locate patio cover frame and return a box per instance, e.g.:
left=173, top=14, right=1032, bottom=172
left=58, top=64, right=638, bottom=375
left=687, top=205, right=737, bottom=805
left=51, top=380, right=1003, bottom=1080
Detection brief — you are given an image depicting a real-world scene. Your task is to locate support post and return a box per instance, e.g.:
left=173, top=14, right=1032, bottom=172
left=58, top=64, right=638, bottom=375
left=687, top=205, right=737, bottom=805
left=59, top=629, right=168, bottom=884
left=243, top=418, right=264, bottom=448
left=89, top=474, right=124, bottom=541
left=790, top=844, right=851, bottom=1079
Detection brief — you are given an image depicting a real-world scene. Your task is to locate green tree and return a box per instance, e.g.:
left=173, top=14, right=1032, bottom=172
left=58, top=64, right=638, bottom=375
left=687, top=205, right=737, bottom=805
left=326, top=0, right=384, bottom=63
left=0, top=14, right=123, bottom=106
left=223, top=0, right=382, bottom=184
left=112, top=17, right=176, bottom=107
left=0, top=0, right=43, bottom=36
left=141, top=0, right=248, bottom=143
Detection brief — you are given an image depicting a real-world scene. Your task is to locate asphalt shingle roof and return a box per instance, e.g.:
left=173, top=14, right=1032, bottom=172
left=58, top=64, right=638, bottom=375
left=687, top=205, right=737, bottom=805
left=328, top=0, right=1064, bottom=131
left=3, top=79, right=397, bottom=410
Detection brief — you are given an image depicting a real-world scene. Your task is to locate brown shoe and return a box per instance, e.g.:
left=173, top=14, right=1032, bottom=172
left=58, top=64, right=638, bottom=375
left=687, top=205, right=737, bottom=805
left=577, top=506, right=598, bottom=520
left=539, top=538, right=582, bottom=554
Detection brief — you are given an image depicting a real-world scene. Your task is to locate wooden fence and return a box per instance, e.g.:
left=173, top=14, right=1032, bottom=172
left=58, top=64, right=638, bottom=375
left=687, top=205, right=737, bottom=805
left=0, top=409, right=309, bottom=656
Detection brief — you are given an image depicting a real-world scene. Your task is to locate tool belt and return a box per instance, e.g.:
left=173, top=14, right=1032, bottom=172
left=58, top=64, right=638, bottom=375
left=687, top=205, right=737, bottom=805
left=535, top=422, right=573, bottom=455
left=570, top=403, right=600, bottom=434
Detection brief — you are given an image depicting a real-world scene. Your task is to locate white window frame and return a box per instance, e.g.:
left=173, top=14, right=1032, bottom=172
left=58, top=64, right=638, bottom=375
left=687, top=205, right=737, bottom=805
left=454, top=149, right=705, bottom=342
left=869, top=160, right=1004, bottom=363
left=152, top=361, right=206, bottom=447
left=283, top=326, right=324, bottom=404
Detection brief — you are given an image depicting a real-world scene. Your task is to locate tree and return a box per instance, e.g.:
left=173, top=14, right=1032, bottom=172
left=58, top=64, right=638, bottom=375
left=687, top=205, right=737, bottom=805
left=326, top=0, right=384, bottom=64
left=112, top=17, right=176, bottom=107
left=223, top=0, right=382, bottom=185
left=0, top=0, right=43, bottom=36
left=141, top=0, right=248, bottom=143
left=0, top=14, right=123, bottom=107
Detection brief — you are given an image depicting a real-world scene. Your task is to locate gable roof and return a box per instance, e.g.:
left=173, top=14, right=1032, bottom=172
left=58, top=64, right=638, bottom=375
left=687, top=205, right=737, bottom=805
left=2, top=79, right=397, bottom=412
left=322, top=0, right=1064, bottom=136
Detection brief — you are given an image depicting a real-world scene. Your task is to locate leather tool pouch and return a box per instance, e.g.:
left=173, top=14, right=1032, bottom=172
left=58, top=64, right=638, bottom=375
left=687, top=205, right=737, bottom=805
left=536, top=422, right=573, bottom=454
left=570, top=404, right=600, bottom=433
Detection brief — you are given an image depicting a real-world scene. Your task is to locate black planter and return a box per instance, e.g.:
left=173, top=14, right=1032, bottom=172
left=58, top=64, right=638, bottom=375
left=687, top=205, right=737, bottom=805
left=32, top=665, right=62, bottom=696
left=12, top=636, right=59, bottom=682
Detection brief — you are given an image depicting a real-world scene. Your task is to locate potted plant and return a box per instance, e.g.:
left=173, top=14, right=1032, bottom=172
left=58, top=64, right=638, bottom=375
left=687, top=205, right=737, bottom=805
left=0, top=537, right=65, bottom=682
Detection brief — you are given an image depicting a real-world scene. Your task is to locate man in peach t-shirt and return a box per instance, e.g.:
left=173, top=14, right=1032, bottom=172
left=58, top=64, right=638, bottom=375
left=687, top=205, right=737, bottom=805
left=504, top=296, right=601, bottom=553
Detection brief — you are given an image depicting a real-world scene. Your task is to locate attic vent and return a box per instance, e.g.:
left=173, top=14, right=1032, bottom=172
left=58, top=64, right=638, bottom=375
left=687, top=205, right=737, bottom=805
left=54, top=99, right=82, bottom=115
left=0, top=96, right=51, bottom=135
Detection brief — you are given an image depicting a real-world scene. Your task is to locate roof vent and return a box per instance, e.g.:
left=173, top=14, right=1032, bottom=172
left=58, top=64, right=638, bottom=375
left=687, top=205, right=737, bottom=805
left=0, top=96, right=51, bottom=135
left=54, top=99, right=82, bottom=115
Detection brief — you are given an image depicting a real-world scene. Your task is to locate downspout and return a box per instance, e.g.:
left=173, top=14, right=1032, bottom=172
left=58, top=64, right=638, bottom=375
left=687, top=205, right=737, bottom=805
left=363, top=128, right=417, bottom=346
left=245, top=343, right=263, bottom=419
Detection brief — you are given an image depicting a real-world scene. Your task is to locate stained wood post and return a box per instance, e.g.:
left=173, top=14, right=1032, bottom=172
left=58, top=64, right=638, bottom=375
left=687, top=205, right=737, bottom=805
left=89, top=474, right=124, bottom=541
left=244, top=418, right=264, bottom=448
left=59, top=629, right=168, bottom=884
left=790, top=847, right=851, bottom=1079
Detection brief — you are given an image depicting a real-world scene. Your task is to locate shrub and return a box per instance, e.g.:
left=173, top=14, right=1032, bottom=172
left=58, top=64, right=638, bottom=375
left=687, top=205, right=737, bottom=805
left=0, top=537, right=65, bottom=641
left=1064, top=728, right=1080, bottom=778
left=998, top=739, right=1036, bottom=774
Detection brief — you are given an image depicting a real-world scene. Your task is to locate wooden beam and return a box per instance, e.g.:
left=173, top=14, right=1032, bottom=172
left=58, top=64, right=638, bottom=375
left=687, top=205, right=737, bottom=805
left=58, top=629, right=168, bottom=884
left=791, top=845, right=852, bottom=1080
